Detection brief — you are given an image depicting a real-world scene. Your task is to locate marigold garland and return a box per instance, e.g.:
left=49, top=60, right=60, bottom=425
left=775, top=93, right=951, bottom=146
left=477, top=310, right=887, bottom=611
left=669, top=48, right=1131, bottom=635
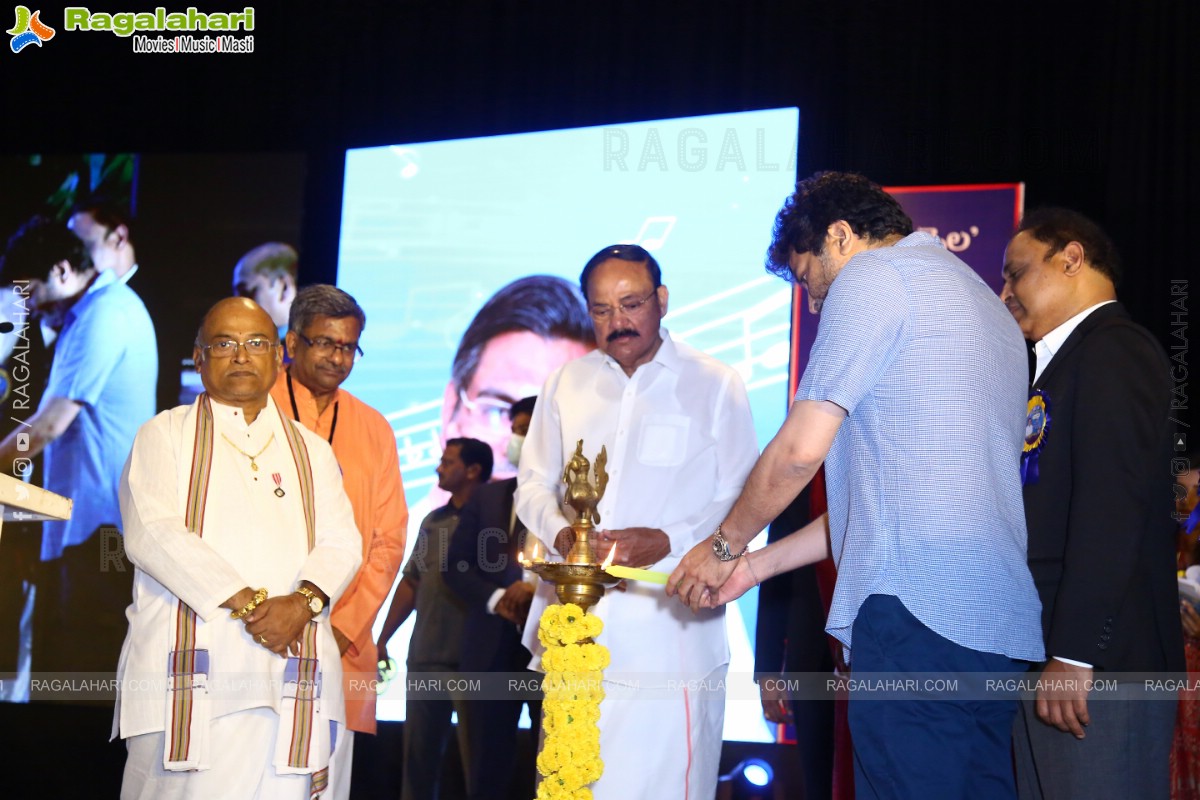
left=535, top=603, right=609, bottom=800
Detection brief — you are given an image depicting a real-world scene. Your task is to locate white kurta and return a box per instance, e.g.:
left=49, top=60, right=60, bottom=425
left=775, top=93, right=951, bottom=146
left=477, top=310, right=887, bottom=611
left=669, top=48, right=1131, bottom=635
left=113, top=397, right=361, bottom=742
left=515, top=330, right=758, bottom=798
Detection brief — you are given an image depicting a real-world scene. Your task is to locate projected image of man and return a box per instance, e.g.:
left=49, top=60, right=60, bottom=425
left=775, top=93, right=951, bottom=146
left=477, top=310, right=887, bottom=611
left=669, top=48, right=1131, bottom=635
left=234, top=242, right=299, bottom=342
left=440, top=275, right=594, bottom=482
left=0, top=214, right=157, bottom=687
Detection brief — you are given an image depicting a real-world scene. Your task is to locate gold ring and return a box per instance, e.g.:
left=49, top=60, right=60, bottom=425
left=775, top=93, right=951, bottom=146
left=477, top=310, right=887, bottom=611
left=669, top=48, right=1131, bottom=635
left=258, top=634, right=268, bottom=645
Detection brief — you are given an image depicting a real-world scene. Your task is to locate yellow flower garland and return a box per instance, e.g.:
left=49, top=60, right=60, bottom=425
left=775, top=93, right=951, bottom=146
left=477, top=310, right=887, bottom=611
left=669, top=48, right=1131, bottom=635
left=536, top=603, right=609, bottom=800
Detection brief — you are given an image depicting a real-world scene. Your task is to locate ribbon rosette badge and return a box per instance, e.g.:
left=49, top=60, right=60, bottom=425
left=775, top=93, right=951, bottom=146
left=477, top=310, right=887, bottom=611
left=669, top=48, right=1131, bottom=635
left=1021, top=390, right=1051, bottom=485
left=8, top=5, right=55, bottom=53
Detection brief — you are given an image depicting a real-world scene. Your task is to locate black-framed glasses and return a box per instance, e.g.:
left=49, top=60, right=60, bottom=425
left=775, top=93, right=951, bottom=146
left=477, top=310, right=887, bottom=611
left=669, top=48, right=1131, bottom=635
left=588, top=288, right=657, bottom=321
left=201, top=338, right=276, bottom=358
left=296, top=332, right=364, bottom=362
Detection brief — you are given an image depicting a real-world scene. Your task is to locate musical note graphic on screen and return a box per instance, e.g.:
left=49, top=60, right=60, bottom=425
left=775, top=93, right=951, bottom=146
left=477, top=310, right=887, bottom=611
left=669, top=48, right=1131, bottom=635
left=627, top=215, right=676, bottom=251
left=666, top=277, right=792, bottom=392
left=389, top=147, right=420, bottom=180
left=386, top=399, right=443, bottom=490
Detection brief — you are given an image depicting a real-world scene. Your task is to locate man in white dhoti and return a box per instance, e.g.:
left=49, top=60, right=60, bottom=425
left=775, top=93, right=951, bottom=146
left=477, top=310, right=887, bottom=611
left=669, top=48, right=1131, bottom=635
left=114, top=297, right=362, bottom=800
left=516, top=244, right=758, bottom=800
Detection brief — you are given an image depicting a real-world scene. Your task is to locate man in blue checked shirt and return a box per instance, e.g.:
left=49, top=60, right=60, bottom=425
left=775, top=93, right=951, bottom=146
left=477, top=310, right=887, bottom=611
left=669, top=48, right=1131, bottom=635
left=670, top=172, right=1043, bottom=800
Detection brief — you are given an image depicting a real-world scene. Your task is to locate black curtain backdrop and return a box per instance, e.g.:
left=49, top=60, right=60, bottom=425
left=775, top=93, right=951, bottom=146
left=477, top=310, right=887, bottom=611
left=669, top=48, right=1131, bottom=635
left=3, top=0, right=1194, bottom=427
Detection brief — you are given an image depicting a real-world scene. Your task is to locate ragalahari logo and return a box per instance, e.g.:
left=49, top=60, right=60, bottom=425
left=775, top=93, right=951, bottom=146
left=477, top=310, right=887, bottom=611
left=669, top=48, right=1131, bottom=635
left=8, top=5, right=54, bottom=53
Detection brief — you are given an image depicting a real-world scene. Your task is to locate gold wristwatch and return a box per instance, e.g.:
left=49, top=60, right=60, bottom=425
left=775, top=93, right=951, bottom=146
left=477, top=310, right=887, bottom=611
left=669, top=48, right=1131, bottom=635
left=295, top=585, right=325, bottom=618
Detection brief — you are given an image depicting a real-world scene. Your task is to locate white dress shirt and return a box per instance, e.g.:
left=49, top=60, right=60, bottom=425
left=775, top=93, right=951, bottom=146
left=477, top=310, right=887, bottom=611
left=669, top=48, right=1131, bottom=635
left=515, top=329, right=758, bottom=685
left=1033, top=301, right=1116, bottom=383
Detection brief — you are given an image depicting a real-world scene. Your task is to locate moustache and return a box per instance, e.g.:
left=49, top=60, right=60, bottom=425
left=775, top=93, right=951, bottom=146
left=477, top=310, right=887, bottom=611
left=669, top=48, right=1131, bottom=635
left=607, top=329, right=640, bottom=343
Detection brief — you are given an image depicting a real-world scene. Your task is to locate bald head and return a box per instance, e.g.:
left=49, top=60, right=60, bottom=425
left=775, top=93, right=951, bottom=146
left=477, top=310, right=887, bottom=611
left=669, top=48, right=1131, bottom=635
left=197, top=297, right=275, bottom=344
left=193, top=297, right=283, bottom=422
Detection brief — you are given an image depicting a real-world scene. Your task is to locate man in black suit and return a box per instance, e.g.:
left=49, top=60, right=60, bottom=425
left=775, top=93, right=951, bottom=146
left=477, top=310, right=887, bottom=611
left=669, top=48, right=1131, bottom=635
left=1001, top=207, right=1184, bottom=798
left=446, top=395, right=541, bottom=800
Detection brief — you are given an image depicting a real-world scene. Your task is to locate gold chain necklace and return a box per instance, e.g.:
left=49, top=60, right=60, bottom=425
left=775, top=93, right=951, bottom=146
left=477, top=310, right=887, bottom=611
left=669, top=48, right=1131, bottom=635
left=220, top=431, right=276, bottom=472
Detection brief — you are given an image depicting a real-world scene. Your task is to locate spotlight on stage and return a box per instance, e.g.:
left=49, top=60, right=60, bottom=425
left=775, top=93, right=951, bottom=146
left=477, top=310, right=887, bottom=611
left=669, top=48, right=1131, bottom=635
left=718, top=757, right=776, bottom=800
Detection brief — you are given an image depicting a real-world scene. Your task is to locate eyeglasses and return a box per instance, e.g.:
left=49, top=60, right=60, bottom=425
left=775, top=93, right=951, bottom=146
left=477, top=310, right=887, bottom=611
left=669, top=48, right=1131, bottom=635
left=296, top=332, right=365, bottom=362
left=457, top=389, right=512, bottom=431
left=201, top=338, right=276, bottom=358
left=588, top=288, right=657, bottom=321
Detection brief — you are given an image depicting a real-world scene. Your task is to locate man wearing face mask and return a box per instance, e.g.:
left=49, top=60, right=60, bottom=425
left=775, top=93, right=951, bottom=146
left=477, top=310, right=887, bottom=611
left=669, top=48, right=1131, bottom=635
left=445, top=395, right=541, bottom=800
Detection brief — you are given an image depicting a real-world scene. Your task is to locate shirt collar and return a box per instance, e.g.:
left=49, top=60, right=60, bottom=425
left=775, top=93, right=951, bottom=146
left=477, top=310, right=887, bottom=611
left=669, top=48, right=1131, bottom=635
left=601, top=326, right=682, bottom=375
left=650, top=327, right=683, bottom=371
left=83, top=265, right=136, bottom=297
left=63, top=269, right=116, bottom=326
left=86, top=269, right=118, bottom=295
left=209, top=394, right=279, bottom=431
left=894, top=231, right=941, bottom=249
left=434, top=498, right=462, bottom=516
left=1033, top=300, right=1116, bottom=381
left=1037, top=300, right=1116, bottom=361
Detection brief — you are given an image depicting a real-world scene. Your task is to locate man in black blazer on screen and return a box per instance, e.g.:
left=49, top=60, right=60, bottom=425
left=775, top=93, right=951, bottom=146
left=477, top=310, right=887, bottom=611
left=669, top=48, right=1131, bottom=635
left=446, top=395, right=541, bottom=800
left=1001, top=207, right=1184, bottom=798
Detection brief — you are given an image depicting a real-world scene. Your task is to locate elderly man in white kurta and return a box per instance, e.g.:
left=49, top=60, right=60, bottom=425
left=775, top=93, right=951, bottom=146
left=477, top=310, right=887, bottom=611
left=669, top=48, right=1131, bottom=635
left=114, top=298, right=361, bottom=800
left=516, top=245, right=758, bottom=800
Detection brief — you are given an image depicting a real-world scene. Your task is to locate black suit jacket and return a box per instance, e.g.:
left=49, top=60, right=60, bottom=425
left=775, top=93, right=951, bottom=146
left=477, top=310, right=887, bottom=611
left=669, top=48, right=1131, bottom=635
left=445, top=478, right=533, bottom=673
left=1024, top=302, right=1184, bottom=672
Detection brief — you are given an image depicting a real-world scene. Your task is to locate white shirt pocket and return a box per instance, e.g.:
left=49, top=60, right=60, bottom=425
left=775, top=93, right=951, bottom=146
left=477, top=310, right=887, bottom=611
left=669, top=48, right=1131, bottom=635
left=636, top=414, right=691, bottom=467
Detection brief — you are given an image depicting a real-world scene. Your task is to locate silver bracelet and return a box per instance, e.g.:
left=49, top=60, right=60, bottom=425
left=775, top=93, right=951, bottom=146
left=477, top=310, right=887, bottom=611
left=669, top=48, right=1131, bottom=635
left=743, top=552, right=761, bottom=586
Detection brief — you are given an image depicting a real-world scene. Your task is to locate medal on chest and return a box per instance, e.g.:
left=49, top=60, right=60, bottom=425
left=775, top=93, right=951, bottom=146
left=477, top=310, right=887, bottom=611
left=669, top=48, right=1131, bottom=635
left=272, top=472, right=286, bottom=498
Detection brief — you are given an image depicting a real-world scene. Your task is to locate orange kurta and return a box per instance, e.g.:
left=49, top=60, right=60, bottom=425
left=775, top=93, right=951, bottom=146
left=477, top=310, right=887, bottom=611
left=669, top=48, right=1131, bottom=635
left=271, top=369, right=408, bottom=733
